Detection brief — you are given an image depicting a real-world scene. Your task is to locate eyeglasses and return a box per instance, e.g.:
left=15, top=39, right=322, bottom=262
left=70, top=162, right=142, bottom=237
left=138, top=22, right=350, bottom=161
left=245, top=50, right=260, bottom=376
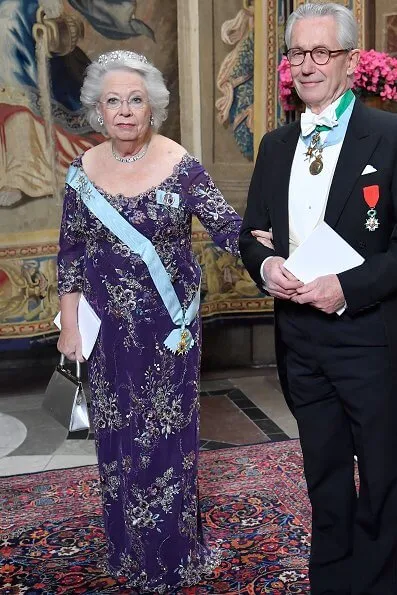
left=98, top=96, right=148, bottom=110
left=285, top=47, right=352, bottom=66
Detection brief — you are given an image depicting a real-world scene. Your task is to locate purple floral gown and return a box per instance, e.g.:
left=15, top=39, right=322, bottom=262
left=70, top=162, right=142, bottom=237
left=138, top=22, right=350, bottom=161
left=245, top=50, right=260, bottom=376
left=57, top=153, right=242, bottom=592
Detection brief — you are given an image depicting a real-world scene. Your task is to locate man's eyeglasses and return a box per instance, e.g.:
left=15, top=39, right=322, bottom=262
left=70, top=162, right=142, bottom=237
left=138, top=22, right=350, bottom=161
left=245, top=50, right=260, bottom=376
left=285, top=47, right=352, bottom=66
left=98, top=96, right=148, bottom=110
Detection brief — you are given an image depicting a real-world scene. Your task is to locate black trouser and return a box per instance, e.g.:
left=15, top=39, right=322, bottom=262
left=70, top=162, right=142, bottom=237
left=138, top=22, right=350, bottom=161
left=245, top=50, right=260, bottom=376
left=278, top=302, right=397, bottom=595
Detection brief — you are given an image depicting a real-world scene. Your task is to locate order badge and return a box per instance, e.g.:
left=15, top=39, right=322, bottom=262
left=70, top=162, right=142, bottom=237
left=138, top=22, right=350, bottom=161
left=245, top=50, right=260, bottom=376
left=156, top=189, right=180, bottom=209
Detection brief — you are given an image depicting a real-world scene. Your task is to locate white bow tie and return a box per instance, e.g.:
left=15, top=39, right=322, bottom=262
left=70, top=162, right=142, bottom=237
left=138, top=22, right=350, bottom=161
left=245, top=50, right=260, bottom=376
left=300, top=108, right=338, bottom=137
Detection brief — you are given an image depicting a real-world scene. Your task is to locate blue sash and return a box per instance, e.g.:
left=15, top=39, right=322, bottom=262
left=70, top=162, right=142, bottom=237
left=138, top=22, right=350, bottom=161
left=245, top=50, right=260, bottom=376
left=66, top=165, right=200, bottom=355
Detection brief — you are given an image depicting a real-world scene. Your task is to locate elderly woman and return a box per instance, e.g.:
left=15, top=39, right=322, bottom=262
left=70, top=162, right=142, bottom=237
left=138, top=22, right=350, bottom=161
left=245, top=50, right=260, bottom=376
left=56, top=50, right=242, bottom=592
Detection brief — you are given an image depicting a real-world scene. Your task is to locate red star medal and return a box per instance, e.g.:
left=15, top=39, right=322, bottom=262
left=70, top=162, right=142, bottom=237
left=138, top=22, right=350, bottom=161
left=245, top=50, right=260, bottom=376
left=363, top=185, right=380, bottom=231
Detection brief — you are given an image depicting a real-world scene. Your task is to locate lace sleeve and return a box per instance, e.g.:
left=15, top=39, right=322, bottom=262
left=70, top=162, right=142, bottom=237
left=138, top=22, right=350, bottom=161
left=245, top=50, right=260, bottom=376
left=184, top=163, right=242, bottom=256
left=57, top=182, right=86, bottom=296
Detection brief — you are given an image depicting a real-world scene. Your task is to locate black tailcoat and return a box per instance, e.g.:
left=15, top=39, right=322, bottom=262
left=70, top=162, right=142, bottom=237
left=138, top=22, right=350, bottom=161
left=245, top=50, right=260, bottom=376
left=240, top=99, right=397, bottom=401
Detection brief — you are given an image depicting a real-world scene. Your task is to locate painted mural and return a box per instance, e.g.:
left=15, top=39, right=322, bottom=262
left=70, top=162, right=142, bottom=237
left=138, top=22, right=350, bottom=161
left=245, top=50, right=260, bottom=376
left=216, top=0, right=367, bottom=158
left=0, top=0, right=181, bottom=349
left=0, top=0, right=272, bottom=350
left=0, top=0, right=180, bottom=207
left=216, top=1, right=254, bottom=161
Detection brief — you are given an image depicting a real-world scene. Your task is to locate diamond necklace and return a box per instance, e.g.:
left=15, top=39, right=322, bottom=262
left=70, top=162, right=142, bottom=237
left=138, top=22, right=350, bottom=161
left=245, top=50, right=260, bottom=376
left=111, top=141, right=149, bottom=164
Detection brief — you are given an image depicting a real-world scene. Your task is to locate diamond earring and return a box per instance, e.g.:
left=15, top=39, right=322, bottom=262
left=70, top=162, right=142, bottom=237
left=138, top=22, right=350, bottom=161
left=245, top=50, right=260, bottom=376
left=149, top=115, right=154, bottom=127
left=98, top=114, right=104, bottom=126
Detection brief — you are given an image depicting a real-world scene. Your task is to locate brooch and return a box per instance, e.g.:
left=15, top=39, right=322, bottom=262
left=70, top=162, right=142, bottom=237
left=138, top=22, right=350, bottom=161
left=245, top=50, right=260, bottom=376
left=156, top=189, right=180, bottom=209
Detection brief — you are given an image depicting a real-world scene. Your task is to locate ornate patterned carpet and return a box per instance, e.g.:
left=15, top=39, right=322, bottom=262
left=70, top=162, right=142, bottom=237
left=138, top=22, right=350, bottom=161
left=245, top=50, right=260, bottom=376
left=0, top=441, right=311, bottom=594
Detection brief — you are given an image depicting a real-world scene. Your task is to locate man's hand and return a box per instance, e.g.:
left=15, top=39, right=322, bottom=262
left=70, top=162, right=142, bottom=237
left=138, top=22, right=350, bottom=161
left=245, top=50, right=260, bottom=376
left=292, top=274, right=345, bottom=314
left=263, top=257, right=303, bottom=300
left=252, top=229, right=274, bottom=250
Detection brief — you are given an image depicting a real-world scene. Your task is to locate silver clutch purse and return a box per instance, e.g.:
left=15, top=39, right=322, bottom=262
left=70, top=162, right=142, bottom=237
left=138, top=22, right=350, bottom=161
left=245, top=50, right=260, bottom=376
left=42, top=355, right=90, bottom=432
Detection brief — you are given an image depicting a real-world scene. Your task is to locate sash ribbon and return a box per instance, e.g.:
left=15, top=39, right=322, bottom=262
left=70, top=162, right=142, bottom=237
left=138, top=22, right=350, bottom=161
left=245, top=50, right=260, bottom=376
left=66, top=166, right=200, bottom=355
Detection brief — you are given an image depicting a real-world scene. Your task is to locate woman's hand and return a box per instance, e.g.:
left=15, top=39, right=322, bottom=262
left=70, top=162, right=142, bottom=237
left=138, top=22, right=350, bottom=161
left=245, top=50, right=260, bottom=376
left=251, top=229, right=274, bottom=250
left=57, top=292, right=83, bottom=362
left=57, top=327, right=84, bottom=362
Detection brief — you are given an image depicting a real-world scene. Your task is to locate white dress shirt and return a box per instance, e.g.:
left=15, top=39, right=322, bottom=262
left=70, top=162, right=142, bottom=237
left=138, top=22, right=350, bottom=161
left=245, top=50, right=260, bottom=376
left=260, top=94, right=354, bottom=312
left=288, top=135, right=343, bottom=254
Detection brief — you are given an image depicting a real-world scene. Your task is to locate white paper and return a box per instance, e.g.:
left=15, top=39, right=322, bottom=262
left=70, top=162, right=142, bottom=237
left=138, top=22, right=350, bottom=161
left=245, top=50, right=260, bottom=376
left=54, top=294, right=101, bottom=360
left=283, top=221, right=364, bottom=284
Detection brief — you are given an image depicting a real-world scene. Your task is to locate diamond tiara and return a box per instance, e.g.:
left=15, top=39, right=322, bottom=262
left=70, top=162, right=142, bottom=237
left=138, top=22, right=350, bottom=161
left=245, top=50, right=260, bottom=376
left=97, top=51, right=148, bottom=66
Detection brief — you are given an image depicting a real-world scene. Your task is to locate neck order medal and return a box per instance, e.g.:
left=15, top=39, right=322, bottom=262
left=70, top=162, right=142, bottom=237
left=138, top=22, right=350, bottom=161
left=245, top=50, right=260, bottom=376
left=306, top=132, right=324, bottom=175
left=303, top=90, right=355, bottom=176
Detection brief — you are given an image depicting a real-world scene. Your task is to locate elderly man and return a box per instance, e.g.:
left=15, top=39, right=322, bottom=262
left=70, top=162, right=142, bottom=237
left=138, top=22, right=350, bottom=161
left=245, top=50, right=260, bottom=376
left=240, top=3, right=397, bottom=594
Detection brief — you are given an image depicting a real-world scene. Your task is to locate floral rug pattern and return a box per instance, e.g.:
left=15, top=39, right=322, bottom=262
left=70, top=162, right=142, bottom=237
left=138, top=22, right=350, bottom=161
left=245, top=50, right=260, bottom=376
left=0, top=441, right=311, bottom=594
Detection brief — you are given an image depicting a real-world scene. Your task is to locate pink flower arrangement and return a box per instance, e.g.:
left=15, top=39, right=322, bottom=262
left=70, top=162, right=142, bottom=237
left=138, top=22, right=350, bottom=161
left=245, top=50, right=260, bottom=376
left=355, top=50, right=397, bottom=101
left=278, top=49, right=397, bottom=111
left=278, top=54, right=296, bottom=111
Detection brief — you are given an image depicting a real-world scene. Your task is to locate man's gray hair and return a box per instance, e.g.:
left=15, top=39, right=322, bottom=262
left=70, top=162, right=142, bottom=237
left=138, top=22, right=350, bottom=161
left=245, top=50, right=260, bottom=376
left=285, top=2, right=358, bottom=50
left=80, top=51, right=169, bottom=133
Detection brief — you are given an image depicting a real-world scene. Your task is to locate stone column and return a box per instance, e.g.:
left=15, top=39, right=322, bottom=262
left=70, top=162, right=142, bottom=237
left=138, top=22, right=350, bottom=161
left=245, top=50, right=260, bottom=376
left=177, top=0, right=203, bottom=160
